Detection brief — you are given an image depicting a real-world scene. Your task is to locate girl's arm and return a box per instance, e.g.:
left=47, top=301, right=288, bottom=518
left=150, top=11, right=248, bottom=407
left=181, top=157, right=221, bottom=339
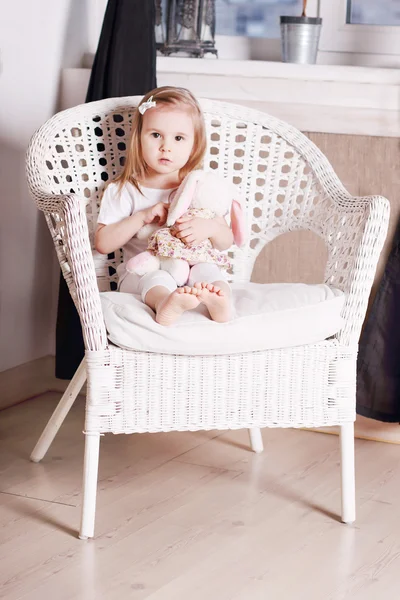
left=95, top=202, right=168, bottom=254
left=172, top=215, right=234, bottom=251
left=209, top=216, right=234, bottom=251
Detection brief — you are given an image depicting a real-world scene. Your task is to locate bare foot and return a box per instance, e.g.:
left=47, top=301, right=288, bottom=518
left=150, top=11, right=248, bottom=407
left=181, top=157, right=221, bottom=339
left=194, top=282, right=232, bottom=323
left=155, top=287, right=200, bottom=326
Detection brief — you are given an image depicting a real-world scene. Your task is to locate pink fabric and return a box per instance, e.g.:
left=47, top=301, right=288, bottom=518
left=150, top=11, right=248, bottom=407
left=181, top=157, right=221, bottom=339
left=230, top=200, right=246, bottom=247
left=166, top=172, right=201, bottom=225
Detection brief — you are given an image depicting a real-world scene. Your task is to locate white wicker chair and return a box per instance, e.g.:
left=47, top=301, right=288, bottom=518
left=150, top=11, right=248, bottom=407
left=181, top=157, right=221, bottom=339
left=26, top=97, right=389, bottom=539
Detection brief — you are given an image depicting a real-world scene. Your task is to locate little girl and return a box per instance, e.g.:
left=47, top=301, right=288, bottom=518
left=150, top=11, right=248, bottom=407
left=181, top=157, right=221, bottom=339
left=95, top=86, right=234, bottom=326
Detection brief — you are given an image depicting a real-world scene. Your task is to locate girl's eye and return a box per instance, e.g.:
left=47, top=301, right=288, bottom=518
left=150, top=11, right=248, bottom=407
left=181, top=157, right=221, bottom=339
left=151, top=132, right=160, bottom=138
left=175, top=136, right=184, bottom=142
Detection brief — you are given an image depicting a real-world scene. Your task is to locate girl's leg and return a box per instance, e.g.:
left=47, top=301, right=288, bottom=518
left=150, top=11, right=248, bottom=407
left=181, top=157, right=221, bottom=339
left=188, top=264, right=232, bottom=323
left=139, top=271, right=201, bottom=326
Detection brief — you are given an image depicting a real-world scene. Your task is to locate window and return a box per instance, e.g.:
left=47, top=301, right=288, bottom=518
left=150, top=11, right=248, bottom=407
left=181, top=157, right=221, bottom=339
left=215, top=0, right=302, bottom=39
left=347, top=0, right=400, bottom=26
left=319, top=0, right=400, bottom=59
left=89, top=0, right=400, bottom=67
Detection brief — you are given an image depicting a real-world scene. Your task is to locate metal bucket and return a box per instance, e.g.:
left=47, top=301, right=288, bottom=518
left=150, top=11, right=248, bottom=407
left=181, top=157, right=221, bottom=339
left=280, top=16, right=322, bottom=65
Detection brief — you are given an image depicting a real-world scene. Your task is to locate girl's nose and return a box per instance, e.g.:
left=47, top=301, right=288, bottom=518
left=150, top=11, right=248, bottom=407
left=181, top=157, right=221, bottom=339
left=160, top=140, right=171, bottom=153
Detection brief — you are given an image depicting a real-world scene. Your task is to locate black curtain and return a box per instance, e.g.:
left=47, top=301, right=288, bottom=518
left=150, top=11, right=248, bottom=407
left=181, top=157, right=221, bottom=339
left=356, top=218, right=400, bottom=422
left=56, top=0, right=157, bottom=379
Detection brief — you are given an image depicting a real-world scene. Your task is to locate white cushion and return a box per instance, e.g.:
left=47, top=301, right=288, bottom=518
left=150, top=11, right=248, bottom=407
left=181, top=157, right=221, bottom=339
left=100, top=283, right=345, bottom=355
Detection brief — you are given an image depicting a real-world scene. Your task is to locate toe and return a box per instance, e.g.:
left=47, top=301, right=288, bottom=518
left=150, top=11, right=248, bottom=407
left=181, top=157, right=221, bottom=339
left=193, top=282, right=202, bottom=290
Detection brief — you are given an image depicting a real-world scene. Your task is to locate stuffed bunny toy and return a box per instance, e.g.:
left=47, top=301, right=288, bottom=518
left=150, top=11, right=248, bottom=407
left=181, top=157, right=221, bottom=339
left=126, top=170, right=246, bottom=286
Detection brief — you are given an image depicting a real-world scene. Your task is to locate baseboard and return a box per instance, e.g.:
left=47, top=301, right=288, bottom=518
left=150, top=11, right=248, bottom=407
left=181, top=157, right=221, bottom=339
left=0, top=355, right=70, bottom=411
left=309, top=415, right=400, bottom=445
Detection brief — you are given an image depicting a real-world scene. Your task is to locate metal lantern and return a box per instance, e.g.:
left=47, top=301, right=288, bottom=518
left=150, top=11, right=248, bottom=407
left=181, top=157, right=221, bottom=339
left=155, top=0, right=218, bottom=58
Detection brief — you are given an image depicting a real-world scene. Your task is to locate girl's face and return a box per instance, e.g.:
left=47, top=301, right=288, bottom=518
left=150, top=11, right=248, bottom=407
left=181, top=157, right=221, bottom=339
left=140, top=104, right=195, bottom=180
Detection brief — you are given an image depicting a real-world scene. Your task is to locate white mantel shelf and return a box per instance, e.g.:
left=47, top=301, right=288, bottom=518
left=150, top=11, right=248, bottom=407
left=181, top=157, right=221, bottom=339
left=61, top=57, right=400, bottom=138
left=158, top=57, right=400, bottom=84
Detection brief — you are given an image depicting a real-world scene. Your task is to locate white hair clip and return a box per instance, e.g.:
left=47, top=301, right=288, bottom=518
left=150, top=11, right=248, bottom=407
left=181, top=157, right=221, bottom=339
left=138, top=96, right=157, bottom=115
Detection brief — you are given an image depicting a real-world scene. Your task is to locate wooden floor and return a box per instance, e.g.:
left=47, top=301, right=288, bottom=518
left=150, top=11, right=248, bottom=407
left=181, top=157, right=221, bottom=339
left=1, top=393, right=400, bottom=599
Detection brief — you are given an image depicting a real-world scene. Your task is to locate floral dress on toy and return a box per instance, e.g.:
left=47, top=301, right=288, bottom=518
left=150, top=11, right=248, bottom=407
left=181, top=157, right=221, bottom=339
left=147, top=208, right=231, bottom=269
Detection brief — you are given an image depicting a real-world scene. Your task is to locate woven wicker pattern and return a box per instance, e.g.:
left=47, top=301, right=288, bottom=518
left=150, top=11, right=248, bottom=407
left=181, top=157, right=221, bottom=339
left=26, top=97, right=390, bottom=435
left=85, top=342, right=356, bottom=434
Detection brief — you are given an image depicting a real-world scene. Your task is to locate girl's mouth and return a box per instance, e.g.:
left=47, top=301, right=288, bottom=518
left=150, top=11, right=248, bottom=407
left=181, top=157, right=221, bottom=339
left=159, top=158, right=171, bottom=164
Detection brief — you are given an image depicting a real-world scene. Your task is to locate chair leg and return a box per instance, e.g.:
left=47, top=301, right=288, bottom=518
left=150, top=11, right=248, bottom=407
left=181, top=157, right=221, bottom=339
left=30, top=358, right=87, bottom=463
left=79, top=432, right=101, bottom=540
left=248, top=427, right=264, bottom=453
left=340, top=422, right=356, bottom=524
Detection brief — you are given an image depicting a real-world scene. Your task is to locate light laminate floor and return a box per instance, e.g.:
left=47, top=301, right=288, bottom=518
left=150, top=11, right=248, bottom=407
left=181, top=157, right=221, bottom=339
left=1, top=392, right=400, bottom=600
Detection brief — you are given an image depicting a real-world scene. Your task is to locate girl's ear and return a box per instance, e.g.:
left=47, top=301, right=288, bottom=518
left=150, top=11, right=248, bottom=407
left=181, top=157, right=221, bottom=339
left=230, top=199, right=246, bottom=247
left=167, top=171, right=202, bottom=226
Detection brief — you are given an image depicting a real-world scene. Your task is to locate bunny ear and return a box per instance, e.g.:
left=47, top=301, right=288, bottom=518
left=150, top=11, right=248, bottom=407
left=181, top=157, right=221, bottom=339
left=167, top=171, right=202, bottom=226
left=230, top=199, right=246, bottom=247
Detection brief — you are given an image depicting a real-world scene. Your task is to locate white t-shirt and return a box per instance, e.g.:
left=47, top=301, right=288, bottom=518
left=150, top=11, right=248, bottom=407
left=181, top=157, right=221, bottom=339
left=97, top=181, right=174, bottom=279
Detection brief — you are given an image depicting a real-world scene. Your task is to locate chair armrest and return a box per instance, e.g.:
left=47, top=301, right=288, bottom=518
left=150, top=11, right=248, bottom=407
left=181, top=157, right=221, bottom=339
left=326, top=193, right=390, bottom=347
left=35, top=192, right=108, bottom=352
left=249, top=115, right=391, bottom=348
left=293, top=134, right=391, bottom=347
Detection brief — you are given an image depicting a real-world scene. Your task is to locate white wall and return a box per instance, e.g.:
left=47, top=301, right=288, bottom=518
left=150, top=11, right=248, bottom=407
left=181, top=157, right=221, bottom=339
left=0, top=0, right=91, bottom=372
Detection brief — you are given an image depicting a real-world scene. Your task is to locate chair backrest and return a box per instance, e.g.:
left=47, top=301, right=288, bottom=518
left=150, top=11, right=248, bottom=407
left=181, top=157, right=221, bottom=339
left=26, top=97, right=360, bottom=292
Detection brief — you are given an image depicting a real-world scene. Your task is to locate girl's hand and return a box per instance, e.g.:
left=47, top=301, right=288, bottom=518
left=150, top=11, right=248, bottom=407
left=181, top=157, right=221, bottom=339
left=141, top=202, right=168, bottom=226
left=171, top=214, right=217, bottom=246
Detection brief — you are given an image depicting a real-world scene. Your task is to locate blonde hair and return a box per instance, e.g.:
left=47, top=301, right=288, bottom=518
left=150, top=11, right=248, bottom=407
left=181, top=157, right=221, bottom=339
left=115, top=86, right=206, bottom=193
